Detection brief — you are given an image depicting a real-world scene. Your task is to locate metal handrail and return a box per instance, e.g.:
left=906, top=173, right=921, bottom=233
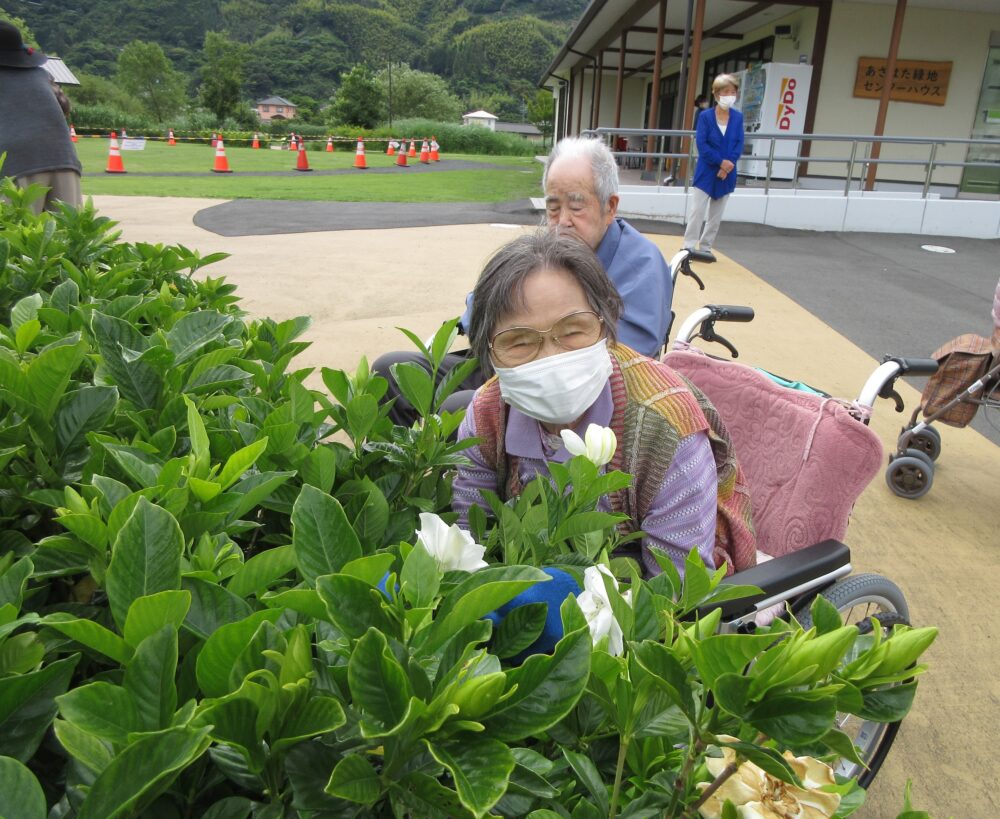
left=583, top=126, right=1000, bottom=198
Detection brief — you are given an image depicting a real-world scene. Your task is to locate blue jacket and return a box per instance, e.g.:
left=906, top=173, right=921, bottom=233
left=693, top=107, right=744, bottom=200
left=461, top=218, right=672, bottom=358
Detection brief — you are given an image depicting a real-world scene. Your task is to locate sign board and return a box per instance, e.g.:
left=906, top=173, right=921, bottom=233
left=853, top=58, right=951, bottom=106
left=120, top=138, right=147, bottom=150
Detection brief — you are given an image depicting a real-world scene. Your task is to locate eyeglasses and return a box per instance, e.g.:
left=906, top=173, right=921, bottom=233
left=489, top=310, right=604, bottom=367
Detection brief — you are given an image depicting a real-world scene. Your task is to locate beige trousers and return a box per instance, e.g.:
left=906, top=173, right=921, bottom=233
left=683, top=187, right=730, bottom=251
left=15, top=170, right=82, bottom=215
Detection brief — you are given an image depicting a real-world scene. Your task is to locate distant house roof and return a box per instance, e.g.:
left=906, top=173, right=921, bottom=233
left=257, top=96, right=296, bottom=107
left=463, top=110, right=498, bottom=120
left=495, top=122, right=542, bottom=136
left=42, top=57, right=80, bottom=86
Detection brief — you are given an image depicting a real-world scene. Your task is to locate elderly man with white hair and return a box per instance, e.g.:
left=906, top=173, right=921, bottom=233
left=374, top=136, right=673, bottom=426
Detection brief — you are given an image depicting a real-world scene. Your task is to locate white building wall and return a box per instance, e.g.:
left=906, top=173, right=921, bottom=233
left=812, top=3, right=998, bottom=185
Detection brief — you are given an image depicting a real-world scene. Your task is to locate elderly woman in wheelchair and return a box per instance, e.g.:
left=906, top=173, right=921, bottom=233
left=451, top=231, right=757, bottom=579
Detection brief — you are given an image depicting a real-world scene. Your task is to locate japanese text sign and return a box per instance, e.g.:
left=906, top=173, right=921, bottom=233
left=853, top=58, right=951, bottom=106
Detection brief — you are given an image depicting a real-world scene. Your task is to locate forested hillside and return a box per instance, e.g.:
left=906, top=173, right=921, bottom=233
left=4, top=0, right=585, bottom=118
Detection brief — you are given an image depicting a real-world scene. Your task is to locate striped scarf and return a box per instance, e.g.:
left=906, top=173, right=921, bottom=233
left=472, top=343, right=757, bottom=574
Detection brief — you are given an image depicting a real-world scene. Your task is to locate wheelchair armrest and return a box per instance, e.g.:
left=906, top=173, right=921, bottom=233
left=699, top=540, right=852, bottom=619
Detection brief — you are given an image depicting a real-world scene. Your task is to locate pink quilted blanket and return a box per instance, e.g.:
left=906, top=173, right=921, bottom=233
left=664, top=350, right=883, bottom=557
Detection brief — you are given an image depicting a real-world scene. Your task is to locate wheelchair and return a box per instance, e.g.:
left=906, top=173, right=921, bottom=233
left=662, top=298, right=936, bottom=788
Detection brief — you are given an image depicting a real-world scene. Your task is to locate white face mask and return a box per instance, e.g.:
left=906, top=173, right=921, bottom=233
left=718, top=95, right=737, bottom=110
left=494, top=339, right=612, bottom=426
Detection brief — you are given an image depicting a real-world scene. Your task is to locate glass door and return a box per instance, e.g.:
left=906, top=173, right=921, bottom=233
left=961, top=42, right=1000, bottom=195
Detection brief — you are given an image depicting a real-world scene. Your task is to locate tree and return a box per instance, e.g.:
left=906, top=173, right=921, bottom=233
left=527, top=89, right=555, bottom=147
left=328, top=65, right=384, bottom=129
left=199, top=31, right=246, bottom=123
left=115, top=41, right=187, bottom=121
left=375, top=63, right=462, bottom=123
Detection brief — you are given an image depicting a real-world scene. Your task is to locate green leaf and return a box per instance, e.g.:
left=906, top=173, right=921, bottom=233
left=400, top=543, right=440, bottom=609
left=425, top=735, right=515, bottom=818
left=260, top=589, right=327, bottom=620
left=717, top=739, right=800, bottom=785
left=0, top=557, right=32, bottom=610
left=692, top=633, right=776, bottom=689
left=181, top=576, right=254, bottom=639
left=390, top=771, right=473, bottom=819
left=183, top=395, right=210, bottom=467
left=11, top=294, right=42, bottom=331
left=324, top=753, right=382, bottom=805
left=819, top=727, right=867, bottom=770
left=561, top=749, right=609, bottom=816
left=341, top=553, right=396, bottom=587
left=272, top=696, right=346, bottom=753
left=15, top=319, right=40, bottom=354
left=166, top=311, right=232, bottom=365
left=185, top=364, right=252, bottom=393
left=631, top=640, right=696, bottom=720
left=809, top=593, right=844, bottom=634
left=0, top=654, right=79, bottom=762
left=199, top=697, right=264, bottom=772
left=0, top=755, right=46, bottom=819
left=92, top=312, right=162, bottom=410
left=747, top=690, right=838, bottom=745
left=123, top=590, right=191, bottom=648
left=217, top=438, right=268, bottom=491
left=390, top=361, right=434, bottom=419
left=188, top=476, right=221, bottom=502
left=490, top=602, right=547, bottom=660
left=105, top=498, right=184, bottom=630
left=76, top=726, right=212, bottom=819
left=482, top=628, right=591, bottom=741
left=56, top=513, right=108, bottom=552
left=858, top=681, right=918, bottom=722
left=26, top=339, right=86, bottom=421
left=124, top=626, right=179, bottom=732
left=56, top=682, right=141, bottom=745
left=202, top=797, right=254, bottom=819
left=299, top=444, right=337, bottom=493
left=55, top=386, right=119, bottom=455
left=53, top=717, right=114, bottom=775
left=50, top=278, right=79, bottom=313
left=680, top=549, right=713, bottom=612
left=316, top=573, right=394, bottom=638
left=348, top=628, right=412, bottom=729
left=292, top=485, right=362, bottom=584
left=41, top=614, right=130, bottom=665
left=227, top=545, right=296, bottom=599
left=195, top=610, right=282, bottom=697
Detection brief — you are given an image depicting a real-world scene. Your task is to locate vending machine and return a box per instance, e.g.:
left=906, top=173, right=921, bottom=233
left=734, top=62, right=813, bottom=180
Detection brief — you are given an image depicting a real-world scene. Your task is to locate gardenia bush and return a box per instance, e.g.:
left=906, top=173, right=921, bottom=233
left=0, top=173, right=936, bottom=818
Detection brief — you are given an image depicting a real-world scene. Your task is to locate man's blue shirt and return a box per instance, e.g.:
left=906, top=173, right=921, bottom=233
left=460, top=218, right=672, bottom=358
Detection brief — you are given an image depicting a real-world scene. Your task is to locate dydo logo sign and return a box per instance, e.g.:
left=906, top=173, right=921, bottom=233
left=776, top=76, right=800, bottom=130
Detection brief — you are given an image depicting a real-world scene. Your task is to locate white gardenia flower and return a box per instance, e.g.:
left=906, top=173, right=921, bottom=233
left=560, top=424, right=617, bottom=468
left=576, top=565, right=632, bottom=656
left=415, top=512, right=488, bottom=573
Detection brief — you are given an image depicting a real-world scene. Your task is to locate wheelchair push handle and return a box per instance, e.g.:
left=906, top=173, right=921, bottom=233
left=856, top=356, right=939, bottom=412
left=673, top=304, right=755, bottom=358
left=668, top=248, right=712, bottom=291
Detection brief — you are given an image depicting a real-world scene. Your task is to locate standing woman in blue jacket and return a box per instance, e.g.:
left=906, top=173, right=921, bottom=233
left=683, top=74, right=744, bottom=258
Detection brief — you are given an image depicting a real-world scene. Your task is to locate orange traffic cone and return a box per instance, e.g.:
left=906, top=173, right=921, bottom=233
left=395, top=145, right=408, bottom=168
left=289, top=134, right=297, bottom=151
left=168, top=129, right=176, bottom=146
left=326, top=136, right=334, bottom=153
left=386, top=139, right=396, bottom=156
left=430, top=137, right=440, bottom=162
left=353, top=138, right=367, bottom=169
left=69, top=124, right=78, bottom=143
left=212, top=138, right=233, bottom=173
left=294, top=141, right=312, bottom=172
left=105, top=132, right=126, bottom=174
left=121, top=128, right=128, bottom=139
left=419, top=139, right=430, bottom=164
left=407, top=138, right=416, bottom=158
left=211, top=132, right=218, bottom=147
left=252, top=133, right=260, bottom=149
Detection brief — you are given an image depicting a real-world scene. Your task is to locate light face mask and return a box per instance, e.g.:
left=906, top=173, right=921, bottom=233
left=718, top=95, right=737, bottom=109
left=494, top=339, right=613, bottom=426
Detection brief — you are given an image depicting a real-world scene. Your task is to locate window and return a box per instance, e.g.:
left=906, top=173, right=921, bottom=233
left=277, top=106, right=284, bottom=113
left=262, top=104, right=270, bottom=112
left=702, top=37, right=774, bottom=97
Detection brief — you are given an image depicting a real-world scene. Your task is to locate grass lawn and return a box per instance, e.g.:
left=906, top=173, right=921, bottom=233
left=75, top=138, right=543, bottom=202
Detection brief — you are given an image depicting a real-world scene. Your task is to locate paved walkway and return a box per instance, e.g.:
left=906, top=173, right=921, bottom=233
left=92, top=195, right=1000, bottom=818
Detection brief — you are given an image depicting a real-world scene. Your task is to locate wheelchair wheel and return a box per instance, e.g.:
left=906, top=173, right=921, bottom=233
left=885, top=455, right=933, bottom=499
left=902, top=448, right=933, bottom=471
left=797, top=574, right=909, bottom=789
left=900, top=426, right=941, bottom=462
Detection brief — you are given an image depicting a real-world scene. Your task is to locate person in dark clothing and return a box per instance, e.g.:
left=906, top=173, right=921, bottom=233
left=0, top=21, right=82, bottom=214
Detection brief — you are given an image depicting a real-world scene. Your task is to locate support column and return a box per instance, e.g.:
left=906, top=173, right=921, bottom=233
left=594, top=50, right=604, bottom=129
left=566, top=72, right=575, bottom=139
left=576, top=67, right=585, bottom=135
left=645, top=0, right=668, bottom=174
left=614, top=30, right=628, bottom=128
left=679, top=0, right=706, bottom=181
left=800, top=0, right=832, bottom=176
left=865, top=0, right=907, bottom=191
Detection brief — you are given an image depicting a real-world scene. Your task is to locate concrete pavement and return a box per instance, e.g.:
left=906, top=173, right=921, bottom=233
left=92, top=195, right=1000, bottom=818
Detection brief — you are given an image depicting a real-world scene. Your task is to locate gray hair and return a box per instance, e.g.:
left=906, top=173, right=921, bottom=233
left=470, top=231, right=623, bottom=374
left=542, top=136, right=619, bottom=212
left=712, top=73, right=740, bottom=93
